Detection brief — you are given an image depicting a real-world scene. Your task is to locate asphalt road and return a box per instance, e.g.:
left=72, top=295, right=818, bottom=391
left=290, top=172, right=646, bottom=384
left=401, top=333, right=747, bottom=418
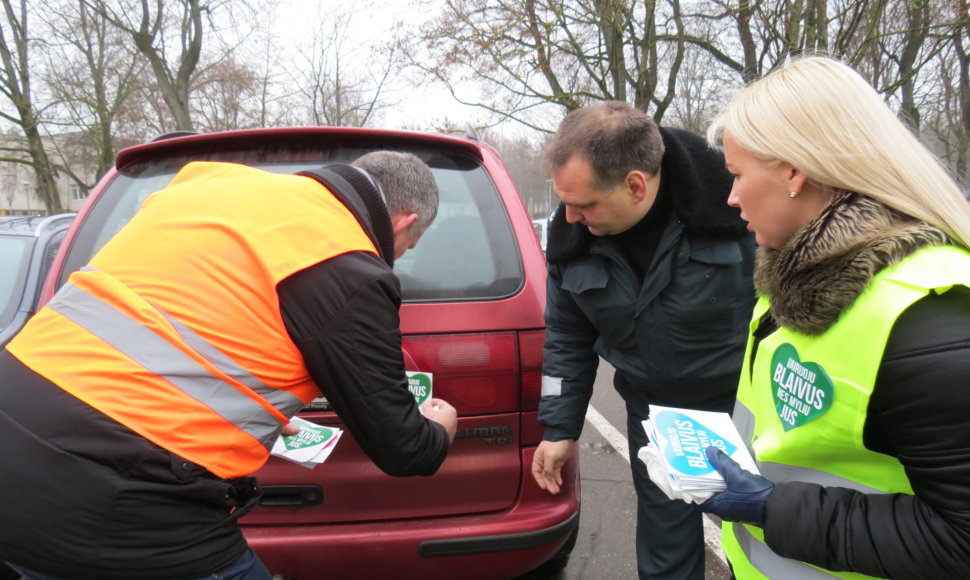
left=516, top=360, right=732, bottom=580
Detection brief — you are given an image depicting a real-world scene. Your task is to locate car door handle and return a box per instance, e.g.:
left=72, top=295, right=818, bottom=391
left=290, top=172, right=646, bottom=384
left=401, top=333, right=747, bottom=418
left=259, top=485, right=323, bottom=507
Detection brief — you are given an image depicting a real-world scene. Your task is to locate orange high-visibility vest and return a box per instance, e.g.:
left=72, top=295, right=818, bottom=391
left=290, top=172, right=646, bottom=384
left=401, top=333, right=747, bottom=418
left=7, top=161, right=379, bottom=478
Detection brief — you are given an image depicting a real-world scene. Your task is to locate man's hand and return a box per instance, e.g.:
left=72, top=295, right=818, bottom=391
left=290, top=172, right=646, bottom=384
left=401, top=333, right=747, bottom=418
left=699, top=446, right=774, bottom=526
left=422, top=398, right=458, bottom=444
left=281, top=422, right=301, bottom=436
left=532, top=439, right=575, bottom=495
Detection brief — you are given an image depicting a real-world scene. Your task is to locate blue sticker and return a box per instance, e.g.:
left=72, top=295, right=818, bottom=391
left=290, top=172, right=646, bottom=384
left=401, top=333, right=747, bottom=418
left=653, top=410, right=736, bottom=476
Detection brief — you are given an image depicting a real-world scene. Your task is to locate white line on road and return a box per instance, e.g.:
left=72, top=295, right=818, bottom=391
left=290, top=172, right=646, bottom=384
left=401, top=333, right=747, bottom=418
left=585, top=404, right=727, bottom=565
left=585, top=403, right=631, bottom=462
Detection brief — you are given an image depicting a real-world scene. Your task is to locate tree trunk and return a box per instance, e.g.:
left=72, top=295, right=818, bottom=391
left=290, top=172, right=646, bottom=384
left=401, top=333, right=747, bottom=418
left=25, top=128, right=63, bottom=213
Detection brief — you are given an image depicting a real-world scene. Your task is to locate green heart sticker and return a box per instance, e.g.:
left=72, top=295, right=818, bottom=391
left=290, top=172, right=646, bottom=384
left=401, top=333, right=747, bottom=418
left=770, top=343, right=834, bottom=431
left=407, top=372, right=433, bottom=407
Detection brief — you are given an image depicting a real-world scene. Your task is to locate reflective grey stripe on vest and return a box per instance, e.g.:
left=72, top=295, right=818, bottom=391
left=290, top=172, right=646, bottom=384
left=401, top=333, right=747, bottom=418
left=734, top=401, right=755, bottom=442
left=48, top=282, right=300, bottom=449
left=760, top=462, right=885, bottom=494
left=733, top=401, right=888, bottom=494
left=153, top=307, right=304, bottom=418
left=735, top=523, right=842, bottom=579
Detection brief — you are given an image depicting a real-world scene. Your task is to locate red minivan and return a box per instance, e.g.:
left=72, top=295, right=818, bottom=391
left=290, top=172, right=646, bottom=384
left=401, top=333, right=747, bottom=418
left=41, top=127, right=580, bottom=580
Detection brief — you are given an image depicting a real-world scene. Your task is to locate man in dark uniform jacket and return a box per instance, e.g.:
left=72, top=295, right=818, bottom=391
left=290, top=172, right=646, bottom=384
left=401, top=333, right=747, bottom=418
left=531, top=102, right=756, bottom=580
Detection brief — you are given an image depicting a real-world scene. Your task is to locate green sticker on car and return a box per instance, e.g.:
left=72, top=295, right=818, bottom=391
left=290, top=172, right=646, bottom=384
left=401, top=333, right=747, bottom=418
left=770, top=343, right=834, bottom=431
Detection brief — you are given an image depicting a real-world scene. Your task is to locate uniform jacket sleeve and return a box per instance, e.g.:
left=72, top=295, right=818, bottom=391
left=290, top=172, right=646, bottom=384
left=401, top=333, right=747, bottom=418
left=538, top=262, right=601, bottom=442
left=763, top=287, right=970, bottom=579
left=277, top=251, right=449, bottom=477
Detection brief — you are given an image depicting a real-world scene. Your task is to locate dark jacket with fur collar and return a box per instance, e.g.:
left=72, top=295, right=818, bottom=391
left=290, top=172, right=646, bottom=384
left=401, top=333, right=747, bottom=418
left=539, top=127, right=756, bottom=441
left=753, top=192, right=970, bottom=578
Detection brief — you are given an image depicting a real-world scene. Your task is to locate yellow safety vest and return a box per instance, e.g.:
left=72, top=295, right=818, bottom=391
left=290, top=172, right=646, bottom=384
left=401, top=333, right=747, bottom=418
left=724, top=244, right=970, bottom=579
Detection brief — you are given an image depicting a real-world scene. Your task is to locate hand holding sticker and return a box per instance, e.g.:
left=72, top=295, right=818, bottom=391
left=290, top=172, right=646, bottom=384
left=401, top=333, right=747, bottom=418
left=407, top=371, right=433, bottom=408
left=271, top=417, right=343, bottom=469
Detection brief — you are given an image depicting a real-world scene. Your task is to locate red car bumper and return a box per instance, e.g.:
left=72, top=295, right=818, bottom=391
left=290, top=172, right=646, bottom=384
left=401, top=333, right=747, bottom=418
left=244, top=448, right=580, bottom=580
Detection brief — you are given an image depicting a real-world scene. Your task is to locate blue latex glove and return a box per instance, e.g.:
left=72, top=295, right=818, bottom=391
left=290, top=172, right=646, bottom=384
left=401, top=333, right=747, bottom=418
left=699, top=446, right=774, bottom=526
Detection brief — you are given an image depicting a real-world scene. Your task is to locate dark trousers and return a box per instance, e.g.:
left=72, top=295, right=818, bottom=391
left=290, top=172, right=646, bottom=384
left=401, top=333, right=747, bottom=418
left=627, top=407, right=706, bottom=580
left=0, top=352, right=250, bottom=579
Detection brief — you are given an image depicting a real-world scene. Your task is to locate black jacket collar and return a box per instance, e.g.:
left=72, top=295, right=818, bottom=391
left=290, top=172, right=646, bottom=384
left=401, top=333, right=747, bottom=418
left=299, top=165, right=396, bottom=267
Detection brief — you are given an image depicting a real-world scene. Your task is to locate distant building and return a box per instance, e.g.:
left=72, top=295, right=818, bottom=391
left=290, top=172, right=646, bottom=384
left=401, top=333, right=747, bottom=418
left=0, top=132, right=98, bottom=216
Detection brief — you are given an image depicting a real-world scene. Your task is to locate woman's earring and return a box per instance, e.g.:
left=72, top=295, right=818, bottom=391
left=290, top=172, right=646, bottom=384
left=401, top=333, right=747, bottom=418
left=789, top=191, right=798, bottom=199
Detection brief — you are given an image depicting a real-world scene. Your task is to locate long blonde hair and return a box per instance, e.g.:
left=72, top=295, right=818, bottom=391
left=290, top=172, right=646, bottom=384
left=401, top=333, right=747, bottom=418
left=707, top=56, right=970, bottom=249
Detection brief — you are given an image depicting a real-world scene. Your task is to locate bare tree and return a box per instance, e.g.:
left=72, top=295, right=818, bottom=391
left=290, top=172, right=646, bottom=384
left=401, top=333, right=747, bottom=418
left=82, top=0, right=215, bottom=131
left=683, top=1, right=890, bottom=81
left=956, top=0, right=970, bottom=185
left=407, top=0, right=693, bottom=131
left=921, top=0, right=970, bottom=186
left=288, top=4, right=396, bottom=127
left=188, top=1, right=288, bottom=130
left=245, top=20, right=291, bottom=128
left=43, top=0, right=145, bottom=181
left=192, top=56, right=261, bottom=131
left=664, top=47, right=736, bottom=133
left=863, top=0, right=932, bottom=129
left=0, top=0, right=62, bottom=213
left=480, top=128, right=550, bottom=215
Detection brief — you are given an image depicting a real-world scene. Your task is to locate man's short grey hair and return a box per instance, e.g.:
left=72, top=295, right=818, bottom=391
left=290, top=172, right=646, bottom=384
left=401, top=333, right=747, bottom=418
left=352, top=151, right=439, bottom=235
left=544, top=101, right=664, bottom=191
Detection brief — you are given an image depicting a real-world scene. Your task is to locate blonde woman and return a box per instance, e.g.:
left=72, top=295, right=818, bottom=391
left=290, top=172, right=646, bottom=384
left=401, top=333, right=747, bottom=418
left=699, top=56, right=970, bottom=579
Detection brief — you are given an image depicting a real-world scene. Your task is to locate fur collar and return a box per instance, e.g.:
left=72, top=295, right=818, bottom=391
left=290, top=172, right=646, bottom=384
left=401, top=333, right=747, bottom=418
left=756, top=191, right=950, bottom=335
left=546, top=127, right=745, bottom=264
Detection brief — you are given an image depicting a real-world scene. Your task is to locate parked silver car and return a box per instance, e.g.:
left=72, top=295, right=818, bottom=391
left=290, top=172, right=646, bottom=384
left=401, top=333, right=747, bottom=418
left=0, top=213, right=75, bottom=346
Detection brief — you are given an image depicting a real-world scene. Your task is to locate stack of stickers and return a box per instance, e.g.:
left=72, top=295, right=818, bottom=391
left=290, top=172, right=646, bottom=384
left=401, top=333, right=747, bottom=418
left=271, top=416, right=343, bottom=469
left=642, top=404, right=759, bottom=495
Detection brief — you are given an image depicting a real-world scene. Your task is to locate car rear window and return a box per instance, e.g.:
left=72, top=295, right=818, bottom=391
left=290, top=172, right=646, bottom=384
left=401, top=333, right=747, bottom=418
left=59, top=143, right=523, bottom=302
left=0, top=235, right=31, bottom=329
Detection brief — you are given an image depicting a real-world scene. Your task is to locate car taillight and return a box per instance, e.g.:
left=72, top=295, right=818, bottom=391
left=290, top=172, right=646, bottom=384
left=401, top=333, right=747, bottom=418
left=403, top=333, right=519, bottom=414
left=518, top=330, right=544, bottom=411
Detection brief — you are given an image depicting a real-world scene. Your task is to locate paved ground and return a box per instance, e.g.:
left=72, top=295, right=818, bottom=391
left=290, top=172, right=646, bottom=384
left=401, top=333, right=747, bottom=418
left=516, top=361, right=732, bottom=580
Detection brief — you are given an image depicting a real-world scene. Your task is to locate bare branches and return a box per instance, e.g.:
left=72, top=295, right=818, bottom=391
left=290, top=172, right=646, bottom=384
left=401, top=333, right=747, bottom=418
left=406, top=0, right=969, bottom=183
left=82, top=0, right=210, bottom=130
left=0, top=0, right=967, bottom=215
left=0, top=0, right=63, bottom=212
